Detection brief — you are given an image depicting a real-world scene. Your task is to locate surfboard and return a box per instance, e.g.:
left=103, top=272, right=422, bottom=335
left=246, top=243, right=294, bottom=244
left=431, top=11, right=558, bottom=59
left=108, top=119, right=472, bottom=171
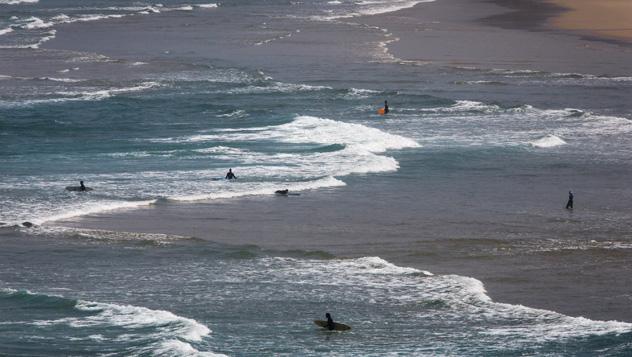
left=65, top=186, right=93, bottom=192
left=314, top=320, right=351, bottom=331
left=377, top=107, right=386, bottom=115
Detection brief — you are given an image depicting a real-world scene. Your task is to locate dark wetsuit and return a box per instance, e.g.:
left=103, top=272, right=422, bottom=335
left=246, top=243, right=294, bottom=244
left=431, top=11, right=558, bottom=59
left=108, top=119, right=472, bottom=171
left=566, top=192, right=573, bottom=209
left=225, top=171, right=236, bottom=180
left=326, top=314, right=335, bottom=330
left=79, top=181, right=86, bottom=191
left=384, top=101, right=389, bottom=114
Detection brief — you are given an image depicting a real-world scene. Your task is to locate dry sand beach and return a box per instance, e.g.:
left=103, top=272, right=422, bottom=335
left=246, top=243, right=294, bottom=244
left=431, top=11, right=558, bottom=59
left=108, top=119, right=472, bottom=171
left=552, top=0, right=632, bottom=42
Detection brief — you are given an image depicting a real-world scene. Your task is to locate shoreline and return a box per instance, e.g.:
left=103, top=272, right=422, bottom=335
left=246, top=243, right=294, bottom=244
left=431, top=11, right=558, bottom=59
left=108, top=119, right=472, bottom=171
left=372, top=0, right=632, bottom=76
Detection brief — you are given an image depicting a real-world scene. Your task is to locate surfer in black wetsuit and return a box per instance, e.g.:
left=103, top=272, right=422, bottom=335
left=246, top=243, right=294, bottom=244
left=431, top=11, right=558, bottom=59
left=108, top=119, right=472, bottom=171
left=325, top=313, right=335, bottom=330
left=275, top=189, right=289, bottom=195
left=79, top=180, right=86, bottom=191
left=565, top=190, right=573, bottom=209
left=225, top=168, right=237, bottom=180
left=384, top=100, right=389, bottom=114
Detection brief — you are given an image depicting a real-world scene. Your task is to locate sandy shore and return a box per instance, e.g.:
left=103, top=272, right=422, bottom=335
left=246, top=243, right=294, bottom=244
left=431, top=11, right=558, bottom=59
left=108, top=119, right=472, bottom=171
left=550, top=0, right=632, bottom=42
left=370, top=0, right=632, bottom=76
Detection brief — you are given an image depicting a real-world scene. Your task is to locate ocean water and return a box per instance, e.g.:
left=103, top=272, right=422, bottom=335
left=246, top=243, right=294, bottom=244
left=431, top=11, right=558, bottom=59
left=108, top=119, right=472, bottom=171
left=2, top=0, right=632, bottom=355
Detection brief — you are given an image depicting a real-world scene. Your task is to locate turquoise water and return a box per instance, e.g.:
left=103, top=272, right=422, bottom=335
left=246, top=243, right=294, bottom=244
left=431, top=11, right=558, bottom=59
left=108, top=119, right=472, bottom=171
left=2, top=0, right=632, bottom=355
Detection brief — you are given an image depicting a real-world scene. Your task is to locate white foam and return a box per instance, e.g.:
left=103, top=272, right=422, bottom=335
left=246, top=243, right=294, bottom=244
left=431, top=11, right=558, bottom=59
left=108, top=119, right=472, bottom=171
left=174, top=5, right=194, bottom=11
left=216, top=109, right=248, bottom=118
left=277, top=116, right=420, bottom=153
left=197, top=3, right=219, bottom=8
left=529, top=135, right=566, bottom=148
left=0, top=82, right=160, bottom=107
left=0, top=0, right=38, bottom=4
left=20, top=16, right=54, bottom=29
left=36, top=77, right=83, bottom=83
left=0, top=27, right=14, bottom=35
left=32, top=199, right=157, bottom=225
left=56, top=81, right=161, bottom=101
left=19, top=293, right=225, bottom=356
left=156, top=340, right=226, bottom=356
left=337, top=256, right=427, bottom=275
left=172, top=176, right=346, bottom=202
left=345, top=87, right=381, bottom=98
left=314, top=0, right=434, bottom=20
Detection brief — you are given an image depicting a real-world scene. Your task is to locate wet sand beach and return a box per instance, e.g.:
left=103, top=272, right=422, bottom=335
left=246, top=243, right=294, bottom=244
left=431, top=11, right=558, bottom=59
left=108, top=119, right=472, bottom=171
left=375, top=0, right=632, bottom=75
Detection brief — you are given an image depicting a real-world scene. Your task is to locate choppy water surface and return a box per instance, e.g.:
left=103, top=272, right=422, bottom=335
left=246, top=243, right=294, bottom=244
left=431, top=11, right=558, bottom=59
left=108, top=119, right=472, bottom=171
left=2, top=0, right=632, bottom=355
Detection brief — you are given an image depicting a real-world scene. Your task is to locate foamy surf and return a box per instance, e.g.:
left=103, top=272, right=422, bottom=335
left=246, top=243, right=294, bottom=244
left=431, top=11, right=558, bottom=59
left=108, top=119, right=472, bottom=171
left=0, top=289, right=224, bottom=356
left=311, top=0, right=435, bottom=20
left=0, top=114, right=417, bottom=226
left=0, top=81, right=161, bottom=107
left=0, top=0, right=38, bottom=4
left=253, top=255, right=632, bottom=342
left=529, top=135, right=566, bottom=148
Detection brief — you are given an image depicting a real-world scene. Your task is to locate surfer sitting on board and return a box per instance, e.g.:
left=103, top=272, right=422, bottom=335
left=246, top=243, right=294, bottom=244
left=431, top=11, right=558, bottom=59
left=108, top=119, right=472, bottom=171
left=225, top=168, right=237, bottom=180
left=79, top=180, right=86, bottom=191
left=325, top=313, right=335, bottom=331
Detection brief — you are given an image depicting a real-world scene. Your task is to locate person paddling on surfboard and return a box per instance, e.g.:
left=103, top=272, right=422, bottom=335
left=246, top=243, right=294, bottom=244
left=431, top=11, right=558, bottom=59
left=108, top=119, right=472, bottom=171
left=225, top=168, right=237, bottom=180
left=325, top=313, right=335, bottom=331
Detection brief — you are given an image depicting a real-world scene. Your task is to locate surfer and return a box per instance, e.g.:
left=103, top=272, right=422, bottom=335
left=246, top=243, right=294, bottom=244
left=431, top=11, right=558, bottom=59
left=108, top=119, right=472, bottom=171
left=384, top=100, right=389, bottom=114
left=79, top=180, right=86, bottom=191
left=225, top=168, right=237, bottom=180
left=565, top=190, right=573, bottom=209
left=275, top=189, right=289, bottom=195
left=325, top=313, right=335, bottom=331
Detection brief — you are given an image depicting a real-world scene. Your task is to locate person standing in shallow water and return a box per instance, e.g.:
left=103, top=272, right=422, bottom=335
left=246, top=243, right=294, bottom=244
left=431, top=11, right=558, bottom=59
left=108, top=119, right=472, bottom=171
left=384, top=100, right=389, bottom=114
left=225, top=168, right=237, bottom=180
left=566, top=190, right=574, bottom=209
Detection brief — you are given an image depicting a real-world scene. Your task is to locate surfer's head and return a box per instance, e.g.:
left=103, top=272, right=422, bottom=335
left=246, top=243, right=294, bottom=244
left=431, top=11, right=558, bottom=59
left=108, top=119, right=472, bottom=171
left=326, top=313, right=331, bottom=319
